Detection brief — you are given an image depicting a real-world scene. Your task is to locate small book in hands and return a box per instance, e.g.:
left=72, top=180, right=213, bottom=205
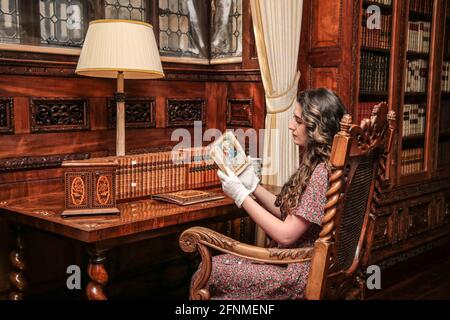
left=152, top=190, right=225, bottom=206
left=208, top=131, right=251, bottom=176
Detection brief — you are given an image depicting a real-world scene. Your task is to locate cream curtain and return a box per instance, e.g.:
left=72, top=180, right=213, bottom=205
left=250, top=0, right=303, bottom=246
left=250, top=0, right=303, bottom=187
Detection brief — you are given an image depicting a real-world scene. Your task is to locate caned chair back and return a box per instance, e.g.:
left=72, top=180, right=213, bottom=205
left=305, top=102, right=396, bottom=299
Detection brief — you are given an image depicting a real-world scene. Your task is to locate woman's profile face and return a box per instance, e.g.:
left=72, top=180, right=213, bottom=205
left=289, top=102, right=308, bottom=147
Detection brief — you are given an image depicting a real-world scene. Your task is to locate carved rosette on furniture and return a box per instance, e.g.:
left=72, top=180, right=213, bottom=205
left=179, top=226, right=313, bottom=300
left=86, top=248, right=109, bottom=300
left=9, top=225, right=27, bottom=300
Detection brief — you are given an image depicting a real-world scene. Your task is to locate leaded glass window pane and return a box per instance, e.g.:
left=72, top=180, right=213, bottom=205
left=105, top=0, right=146, bottom=21
left=40, top=0, right=86, bottom=47
left=0, top=0, right=20, bottom=44
left=159, top=0, right=208, bottom=59
left=211, top=0, right=242, bottom=60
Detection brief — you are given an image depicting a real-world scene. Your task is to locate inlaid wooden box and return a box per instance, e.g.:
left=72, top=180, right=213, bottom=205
left=62, top=160, right=120, bottom=217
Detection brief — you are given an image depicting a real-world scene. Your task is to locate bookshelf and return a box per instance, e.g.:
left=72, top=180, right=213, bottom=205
left=357, top=0, right=448, bottom=185
left=437, top=0, right=450, bottom=170
left=397, top=0, right=435, bottom=183
left=358, top=0, right=394, bottom=122
left=302, top=0, right=450, bottom=290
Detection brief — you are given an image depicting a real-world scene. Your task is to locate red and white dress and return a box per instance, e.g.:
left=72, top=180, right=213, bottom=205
left=191, top=163, right=329, bottom=300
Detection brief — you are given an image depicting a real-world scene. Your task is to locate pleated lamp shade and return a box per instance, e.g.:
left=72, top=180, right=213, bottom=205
left=75, top=19, right=164, bottom=79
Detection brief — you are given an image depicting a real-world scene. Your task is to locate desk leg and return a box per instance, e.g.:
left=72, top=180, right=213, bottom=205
left=9, top=225, right=27, bottom=300
left=86, top=248, right=109, bottom=300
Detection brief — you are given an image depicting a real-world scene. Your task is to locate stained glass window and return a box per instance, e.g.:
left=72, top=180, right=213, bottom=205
left=210, top=0, right=242, bottom=60
left=105, top=0, right=147, bottom=21
left=159, top=0, right=208, bottom=59
left=0, top=0, right=21, bottom=44
left=40, top=0, right=86, bottom=47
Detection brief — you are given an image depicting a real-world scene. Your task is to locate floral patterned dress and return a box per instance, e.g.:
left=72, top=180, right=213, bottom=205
left=190, top=163, right=329, bottom=300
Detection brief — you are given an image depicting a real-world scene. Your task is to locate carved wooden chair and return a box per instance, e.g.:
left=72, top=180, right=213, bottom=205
left=179, top=103, right=396, bottom=300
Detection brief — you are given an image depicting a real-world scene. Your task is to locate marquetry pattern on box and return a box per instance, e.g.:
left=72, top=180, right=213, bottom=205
left=62, top=160, right=119, bottom=217
left=226, top=99, right=253, bottom=127
left=0, top=97, right=14, bottom=134
left=82, top=147, right=220, bottom=201
left=166, top=99, right=205, bottom=127
left=108, top=98, right=156, bottom=129
left=30, top=98, right=89, bottom=133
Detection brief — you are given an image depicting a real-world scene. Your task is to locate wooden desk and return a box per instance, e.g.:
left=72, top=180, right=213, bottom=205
left=0, top=187, right=257, bottom=300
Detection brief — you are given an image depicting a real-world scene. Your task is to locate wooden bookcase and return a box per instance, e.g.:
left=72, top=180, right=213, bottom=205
left=300, top=0, right=450, bottom=289
left=436, top=1, right=450, bottom=176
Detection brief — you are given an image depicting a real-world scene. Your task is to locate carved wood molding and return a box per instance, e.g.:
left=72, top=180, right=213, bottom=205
left=107, top=98, right=156, bottom=129
left=30, top=98, right=89, bottom=133
left=378, top=178, right=450, bottom=206
left=226, top=99, right=254, bottom=127
left=166, top=99, right=206, bottom=127
left=0, top=97, right=14, bottom=134
left=0, top=52, right=262, bottom=82
left=0, top=153, right=90, bottom=173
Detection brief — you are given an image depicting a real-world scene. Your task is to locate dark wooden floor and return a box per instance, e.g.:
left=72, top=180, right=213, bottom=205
left=368, top=240, right=450, bottom=300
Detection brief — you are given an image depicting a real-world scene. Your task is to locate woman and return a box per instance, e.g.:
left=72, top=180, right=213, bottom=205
left=192, top=88, right=346, bottom=300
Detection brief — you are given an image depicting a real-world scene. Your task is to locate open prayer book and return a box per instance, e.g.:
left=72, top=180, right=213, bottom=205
left=152, top=190, right=225, bottom=206
left=208, top=131, right=251, bottom=176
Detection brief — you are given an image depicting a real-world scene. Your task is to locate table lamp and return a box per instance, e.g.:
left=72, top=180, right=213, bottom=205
left=75, top=19, right=165, bottom=156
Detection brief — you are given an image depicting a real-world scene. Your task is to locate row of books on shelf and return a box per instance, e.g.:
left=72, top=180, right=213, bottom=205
left=360, top=52, right=390, bottom=93
left=401, top=147, right=424, bottom=175
left=407, top=21, right=431, bottom=54
left=409, top=0, right=433, bottom=15
left=361, top=13, right=392, bottom=50
left=438, top=141, right=450, bottom=167
left=405, top=59, right=428, bottom=93
left=99, top=147, right=221, bottom=201
left=442, top=61, right=450, bottom=92
left=403, top=103, right=426, bottom=137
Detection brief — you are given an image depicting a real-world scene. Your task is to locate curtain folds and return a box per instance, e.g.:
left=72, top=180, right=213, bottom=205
left=250, top=0, right=304, bottom=246
left=250, top=0, right=304, bottom=187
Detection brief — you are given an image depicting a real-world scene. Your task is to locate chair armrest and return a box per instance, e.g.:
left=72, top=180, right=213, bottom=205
left=180, top=226, right=313, bottom=264
left=179, top=226, right=313, bottom=300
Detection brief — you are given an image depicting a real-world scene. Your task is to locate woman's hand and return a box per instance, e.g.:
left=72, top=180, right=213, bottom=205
left=238, top=161, right=260, bottom=193
left=217, top=167, right=252, bottom=208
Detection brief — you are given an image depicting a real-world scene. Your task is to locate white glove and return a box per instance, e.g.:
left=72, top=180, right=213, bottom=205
left=238, top=160, right=260, bottom=193
left=217, top=167, right=252, bottom=208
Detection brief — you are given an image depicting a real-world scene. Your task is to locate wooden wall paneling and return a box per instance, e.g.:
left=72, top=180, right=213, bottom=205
left=300, top=0, right=355, bottom=111
left=311, top=0, right=342, bottom=48
left=226, top=99, right=254, bottom=128
left=89, top=98, right=108, bottom=131
left=0, top=76, right=116, bottom=98
left=205, top=82, right=227, bottom=135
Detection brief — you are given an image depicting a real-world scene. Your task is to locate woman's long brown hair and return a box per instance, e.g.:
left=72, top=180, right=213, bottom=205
left=275, top=88, right=346, bottom=216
